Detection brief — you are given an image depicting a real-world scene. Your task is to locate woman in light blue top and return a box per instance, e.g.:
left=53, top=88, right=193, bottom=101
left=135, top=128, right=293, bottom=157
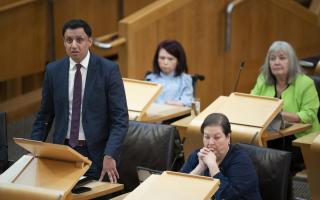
left=146, top=40, right=193, bottom=107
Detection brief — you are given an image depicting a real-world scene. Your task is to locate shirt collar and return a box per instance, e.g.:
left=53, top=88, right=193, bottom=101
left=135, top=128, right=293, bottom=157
left=160, top=71, right=176, bottom=77
left=69, top=51, right=90, bottom=70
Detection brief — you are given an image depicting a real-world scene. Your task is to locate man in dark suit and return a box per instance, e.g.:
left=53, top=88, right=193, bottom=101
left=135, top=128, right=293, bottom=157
left=31, top=19, right=128, bottom=183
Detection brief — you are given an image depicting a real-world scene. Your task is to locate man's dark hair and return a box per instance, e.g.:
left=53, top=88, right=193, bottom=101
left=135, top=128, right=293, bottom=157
left=200, top=113, right=231, bottom=136
left=152, top=40, right=188, bottom=76
left=62, top=19, right=92, bottom=37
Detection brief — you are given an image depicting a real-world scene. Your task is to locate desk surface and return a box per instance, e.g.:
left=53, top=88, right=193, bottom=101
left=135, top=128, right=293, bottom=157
left=261, top=123, right=312, bottom=146
left=142, top=103, right=191, bottom=122
left=171, top=115, right=194, bottom=128
left=69, top=181, right=123, bottom=200
left=124, top=172, right=219, bottom=200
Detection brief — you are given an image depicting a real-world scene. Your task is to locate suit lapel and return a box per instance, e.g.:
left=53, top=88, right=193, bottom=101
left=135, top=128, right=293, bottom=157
left=61, top=59, right=70, bottom=113
left=83, top=53, right=98, bottom=112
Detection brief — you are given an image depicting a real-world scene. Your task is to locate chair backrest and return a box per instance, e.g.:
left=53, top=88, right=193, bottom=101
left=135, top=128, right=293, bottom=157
left=191, top=74, right=205, bottom=96
left=144, top=71, right=205, bottom=97
left=118, top=121, right=182, bottom=192
left=0, top=112, right=8, bottom=173
left=236, top=143, right=292, bottom=200
left=309, top=75, right=320, bottom=122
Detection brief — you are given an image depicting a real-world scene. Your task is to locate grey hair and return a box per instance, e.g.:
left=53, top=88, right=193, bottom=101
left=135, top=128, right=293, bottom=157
left=261, top=41, right=302, bottom=85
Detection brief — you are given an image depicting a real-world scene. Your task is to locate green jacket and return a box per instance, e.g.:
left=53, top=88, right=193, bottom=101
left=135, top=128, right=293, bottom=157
left=251, top=74, right=319, bottom=138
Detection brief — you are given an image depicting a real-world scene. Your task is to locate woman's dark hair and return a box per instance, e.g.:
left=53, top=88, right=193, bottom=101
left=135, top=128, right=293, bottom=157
left=152, top=40, right=188, bottom=76
left=200, top=113, right=231, bottom=136
left=62, top=19, right=92, bottom=37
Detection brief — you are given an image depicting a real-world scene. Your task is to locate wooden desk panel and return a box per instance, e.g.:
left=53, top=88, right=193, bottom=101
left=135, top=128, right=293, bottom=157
left=142, top=103, right=191, bottom=122
left=69, top=181, right=123, bottom=200
left=293, top=132, right=320, bottom=200
left=124, top=171, right=219, bottom=200
left=262, top=123, right=312, bottom=146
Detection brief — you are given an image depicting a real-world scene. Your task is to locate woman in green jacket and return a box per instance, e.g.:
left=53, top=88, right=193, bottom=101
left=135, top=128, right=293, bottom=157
left=251, top=41, right=319, bottom=173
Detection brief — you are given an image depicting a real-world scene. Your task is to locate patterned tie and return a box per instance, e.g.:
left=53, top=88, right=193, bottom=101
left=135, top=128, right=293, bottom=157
left=69, top=64, right=82, bottom=147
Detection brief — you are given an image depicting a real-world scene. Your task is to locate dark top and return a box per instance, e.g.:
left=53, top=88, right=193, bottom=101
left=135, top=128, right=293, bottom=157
left=180, top=144, right=261, bottom=200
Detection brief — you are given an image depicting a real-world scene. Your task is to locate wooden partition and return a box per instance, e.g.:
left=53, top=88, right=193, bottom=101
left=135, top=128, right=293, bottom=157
left=122, top=0, right=157, bottom=16
left=117, top=0, right=320, bottom=108
left=0, top=0, right=48, bottom=101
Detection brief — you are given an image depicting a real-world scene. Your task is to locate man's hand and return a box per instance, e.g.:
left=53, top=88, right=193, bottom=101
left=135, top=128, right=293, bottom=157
left=99, top=155, right=119, bottom=183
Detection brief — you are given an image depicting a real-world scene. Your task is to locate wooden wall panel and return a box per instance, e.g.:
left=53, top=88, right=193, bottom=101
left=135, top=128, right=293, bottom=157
left=53, top=0, right=120, bottom=59
left=155, top=0, right=226, bottom=107
left=0, top=0, right=48, bottom=81
left=0, top=0, right=48, bottom=101
left=123, top=0, right=157, bottom=17
left=224, top=0, right=320, bottom=95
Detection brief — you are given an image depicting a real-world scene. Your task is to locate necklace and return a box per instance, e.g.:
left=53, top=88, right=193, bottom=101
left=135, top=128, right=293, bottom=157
left=276, top=83, right=288, bottom=98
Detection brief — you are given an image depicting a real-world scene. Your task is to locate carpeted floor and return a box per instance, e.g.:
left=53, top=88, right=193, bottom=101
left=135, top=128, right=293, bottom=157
left=292, top=176, right=311, bottom=200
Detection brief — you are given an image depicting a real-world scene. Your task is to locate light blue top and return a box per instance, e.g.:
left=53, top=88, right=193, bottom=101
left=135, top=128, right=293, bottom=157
left=146, top=72, right=194, bottom=107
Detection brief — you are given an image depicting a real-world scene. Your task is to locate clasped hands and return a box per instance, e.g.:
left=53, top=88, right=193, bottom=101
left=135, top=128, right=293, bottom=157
left=196, top=147, right=220, bottom=176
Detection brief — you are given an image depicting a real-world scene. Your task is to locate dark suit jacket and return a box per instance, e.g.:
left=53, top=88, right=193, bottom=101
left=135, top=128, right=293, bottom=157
left=31, top=52, right=128, bottom=169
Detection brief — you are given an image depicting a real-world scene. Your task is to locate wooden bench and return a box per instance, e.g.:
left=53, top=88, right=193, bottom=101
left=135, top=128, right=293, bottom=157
left=0, top=89, right=41, bottom=123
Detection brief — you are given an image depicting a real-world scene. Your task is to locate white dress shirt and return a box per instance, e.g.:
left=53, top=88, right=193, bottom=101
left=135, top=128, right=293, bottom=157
left=66, top=51, right=90, bottom=140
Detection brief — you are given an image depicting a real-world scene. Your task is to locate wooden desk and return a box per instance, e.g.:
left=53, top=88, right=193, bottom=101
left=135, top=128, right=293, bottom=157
left=140, top=103, right=191, bottom=123
left=69, top=181, right=123, bottom=200
left=123, top=171, right=219, bottom=200
left=261, top=123, right=312, bottom=146
left=293, top=132, right=320, bottom=200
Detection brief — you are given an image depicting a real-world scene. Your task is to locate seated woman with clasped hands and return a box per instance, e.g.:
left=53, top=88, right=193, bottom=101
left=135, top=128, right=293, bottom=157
left=180, top=113, right=261, bottom=200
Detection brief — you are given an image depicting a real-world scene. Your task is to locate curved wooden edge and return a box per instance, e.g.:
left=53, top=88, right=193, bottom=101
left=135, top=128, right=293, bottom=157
left=269, top=0, right=318, bottom=24
left=0, top=183, right=62, bottom=200
left=119, top=0, right=193, bottom=32
left=0, top=88, right=42, bottom=123
left=69, top=181, right=124, bottom=200
left=314, top=60, right=320, bottom=75
left=0, top=0, right=38, bottom=13
left=310, top=132, right=320, bottom=152
left=95, top=32, right=118, bottom=42
left=231, top=124, right=263, bottom=146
